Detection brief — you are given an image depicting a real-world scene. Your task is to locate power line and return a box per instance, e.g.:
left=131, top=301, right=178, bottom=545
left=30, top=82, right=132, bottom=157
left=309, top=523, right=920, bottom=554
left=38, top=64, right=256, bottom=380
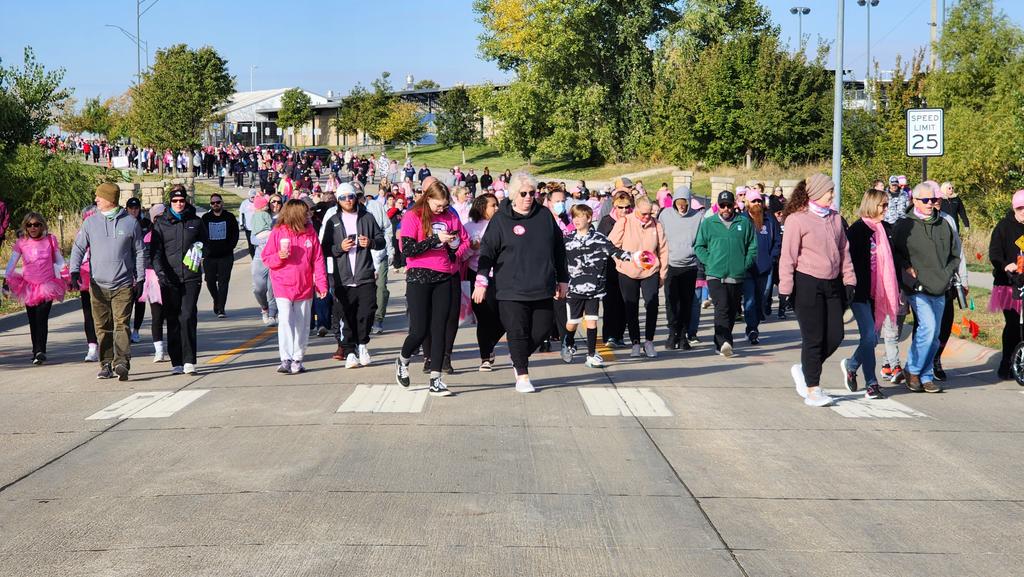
left=846, top=0, right=928, bottom=74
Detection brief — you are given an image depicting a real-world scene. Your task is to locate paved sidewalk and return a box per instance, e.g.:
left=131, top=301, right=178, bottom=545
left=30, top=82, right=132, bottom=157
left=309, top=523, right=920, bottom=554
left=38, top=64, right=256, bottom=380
left=1, top=247, right=1022, bottom=577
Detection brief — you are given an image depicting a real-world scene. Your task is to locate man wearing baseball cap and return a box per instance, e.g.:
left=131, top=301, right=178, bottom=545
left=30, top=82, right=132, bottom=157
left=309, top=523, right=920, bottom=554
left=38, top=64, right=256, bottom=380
left=883, top=175, right=911, bottom=225
left=70, top=182, right=146, bottom=380
left=693, top=190, right=757, bottom=357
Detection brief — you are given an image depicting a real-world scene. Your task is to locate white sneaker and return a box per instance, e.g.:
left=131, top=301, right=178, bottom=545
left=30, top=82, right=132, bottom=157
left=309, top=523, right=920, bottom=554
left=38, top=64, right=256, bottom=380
left=804, top=387, right=835, bottom=407
left=183, top=363, right=197, bottom=375
left=630, top=344, right=643, bottom=358
left=130, top=330, right=141, bottom=343
left=84, top=344, right=99, bottom=362
left=290, top=361, right=305, bottom=374
left=171, top=365, right=184, bottom=375
left=345, top=353, right=359, bottom=369
left=643, top=341, right=657, bottom=358
left=261, top=310, right=270, bottom=325
left=515, top=376, right=536, bottom=393
left=792, top=364, right=808, bottom=399
left=358, top=344, right=371, bottom=366
left=267, top=316, right=278, bottom=327
left=719, top=342, right=734, bottom=358
left=152, top=341, right=166, bottom=363
left=585, top=354, right=605, bottom=368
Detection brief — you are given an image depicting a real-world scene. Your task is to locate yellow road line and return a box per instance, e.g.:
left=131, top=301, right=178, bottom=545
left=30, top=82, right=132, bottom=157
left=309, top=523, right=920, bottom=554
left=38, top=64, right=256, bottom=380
left=596, top=344, right=616, bottom=361
left=207, top=327, right=277, bottom=364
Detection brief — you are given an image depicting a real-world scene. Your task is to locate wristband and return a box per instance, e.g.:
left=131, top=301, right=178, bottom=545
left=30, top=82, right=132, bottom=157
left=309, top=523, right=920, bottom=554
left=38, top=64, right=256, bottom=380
left=474, top=275, right=489, bottom=288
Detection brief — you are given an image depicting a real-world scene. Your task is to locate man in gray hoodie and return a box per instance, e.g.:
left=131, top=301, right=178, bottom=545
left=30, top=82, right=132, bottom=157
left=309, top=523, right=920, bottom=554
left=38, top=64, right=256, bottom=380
left=659, top=186, right=703, bottom=350
left=70, top=182, right=145, bottom=381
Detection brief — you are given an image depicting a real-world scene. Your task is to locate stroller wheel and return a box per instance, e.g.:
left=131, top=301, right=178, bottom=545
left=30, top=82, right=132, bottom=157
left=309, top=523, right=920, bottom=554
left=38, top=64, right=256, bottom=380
left=1011, top=343, right=1024, bottom=387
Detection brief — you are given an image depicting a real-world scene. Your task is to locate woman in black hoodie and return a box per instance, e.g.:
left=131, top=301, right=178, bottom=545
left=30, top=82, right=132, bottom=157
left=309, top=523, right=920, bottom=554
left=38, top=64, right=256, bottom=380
left=988, top=190, right=1024, bottom=380
left=473, top=172, right=569, bottom=393
left=150, top=185, right=207, bottom=375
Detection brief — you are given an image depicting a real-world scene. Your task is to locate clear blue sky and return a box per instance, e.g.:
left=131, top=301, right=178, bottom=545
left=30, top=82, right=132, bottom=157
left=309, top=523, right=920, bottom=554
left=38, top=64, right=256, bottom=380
left=2, top=0, right=1022, bottom=104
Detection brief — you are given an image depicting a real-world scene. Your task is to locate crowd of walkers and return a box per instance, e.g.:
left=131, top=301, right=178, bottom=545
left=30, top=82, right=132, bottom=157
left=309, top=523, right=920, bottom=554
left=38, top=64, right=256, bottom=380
left=6, top=147, right=1024, bottom=406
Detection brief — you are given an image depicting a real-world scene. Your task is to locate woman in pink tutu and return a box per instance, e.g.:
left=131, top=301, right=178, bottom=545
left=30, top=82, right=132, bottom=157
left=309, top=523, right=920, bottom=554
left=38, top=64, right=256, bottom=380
left=2, top=213, right=67, bottom=364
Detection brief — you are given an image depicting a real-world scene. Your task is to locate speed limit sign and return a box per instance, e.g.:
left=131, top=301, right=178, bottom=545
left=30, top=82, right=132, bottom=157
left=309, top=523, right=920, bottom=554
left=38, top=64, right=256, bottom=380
left=906, top=108, right=944, bottom=157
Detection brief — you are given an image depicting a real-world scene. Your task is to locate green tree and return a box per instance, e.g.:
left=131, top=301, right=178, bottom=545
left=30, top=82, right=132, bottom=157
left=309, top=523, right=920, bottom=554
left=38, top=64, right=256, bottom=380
left=435, top=86, right=480, bottom=163
left=127, top=44, right=234, bottom=160
left=413, top=79, right=440, bottom=90
left=376, top=101, right=426, bottom=147
left=475, top=76, right=550, bottom=163
left=0, top=46, right=72, bottom=151
left=276, top=88, right=313, bottom=146
left=331, top=84, right=368, bottom=141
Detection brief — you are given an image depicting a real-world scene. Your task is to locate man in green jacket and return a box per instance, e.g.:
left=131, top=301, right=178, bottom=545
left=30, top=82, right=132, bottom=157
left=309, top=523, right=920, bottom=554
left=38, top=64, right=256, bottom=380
left=694, top=190, right=757, bottom=357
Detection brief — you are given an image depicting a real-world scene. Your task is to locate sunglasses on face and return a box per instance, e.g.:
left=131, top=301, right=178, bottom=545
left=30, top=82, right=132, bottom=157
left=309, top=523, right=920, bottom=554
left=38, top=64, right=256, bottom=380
left=518, top=190, right=535, bottom=198
left=880, top=202, right=889, bottom=209
left=614, top=205, right=632, bottom=210
left=210, top=201, right=222, bottom=205
left=719, top=202, right=735, bottom=209
left=170, top=199, right=186, bottom=204
left=749, top=199, right=762, bottom=204
left=914, top=197, right=939, bottom=204
left=26, top=222, right=42, bottom=228
left=338, top=194, right=356, bottom=201
left=269, top=200, right=282, bottom=205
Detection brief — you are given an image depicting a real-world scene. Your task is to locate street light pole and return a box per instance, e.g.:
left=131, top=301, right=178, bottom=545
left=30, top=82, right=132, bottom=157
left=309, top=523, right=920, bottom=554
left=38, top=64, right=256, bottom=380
left=832, top=0, right=845, bottom=210
left=790, top=7, right=811, bottom=47
left=857, top=0, right=880, bottom=112
left=250, top=65, right=259, bottom=146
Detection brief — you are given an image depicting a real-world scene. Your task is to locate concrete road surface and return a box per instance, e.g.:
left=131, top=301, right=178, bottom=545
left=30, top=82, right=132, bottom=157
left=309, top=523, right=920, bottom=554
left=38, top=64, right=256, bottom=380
left=1, top=249, right=1022, bottom=577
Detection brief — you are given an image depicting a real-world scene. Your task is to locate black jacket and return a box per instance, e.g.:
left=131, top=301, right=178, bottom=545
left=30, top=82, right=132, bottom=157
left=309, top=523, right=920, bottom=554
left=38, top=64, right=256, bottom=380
left=846, top=219, right=894, bottom=303
left=477, top=201, right=569, bottom=301
left=944, top=196, right=969, bottom=232
left=201, top=209, right=239, bottom=258
left=321, top=205, right=385, bottom=287
left=989, top=213, right=1024, bottom=287
left=151, top=205, right=206, bottom=285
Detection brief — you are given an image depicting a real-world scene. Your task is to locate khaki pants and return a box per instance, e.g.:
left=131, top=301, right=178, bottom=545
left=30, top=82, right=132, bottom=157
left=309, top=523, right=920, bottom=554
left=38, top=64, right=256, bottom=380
left=91, top=283, right=135, bottom=367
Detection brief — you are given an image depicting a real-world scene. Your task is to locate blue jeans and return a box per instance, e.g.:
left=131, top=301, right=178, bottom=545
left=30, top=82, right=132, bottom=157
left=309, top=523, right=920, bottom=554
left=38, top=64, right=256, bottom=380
left=907, top=293, right=945, bottom=382
left=688, top=286, right=705, bottom=338
left=743, top=270, right=772, bottom=335
left=847, top=301, right=879, bottom=385
left=311, top=290, right=333, bottom=330
left=251, top=245, right=277, bottom=317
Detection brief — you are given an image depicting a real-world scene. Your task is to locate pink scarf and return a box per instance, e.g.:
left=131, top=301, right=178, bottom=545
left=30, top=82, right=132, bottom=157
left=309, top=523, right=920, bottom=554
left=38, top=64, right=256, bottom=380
left=864, top=218, right=899, bottom=332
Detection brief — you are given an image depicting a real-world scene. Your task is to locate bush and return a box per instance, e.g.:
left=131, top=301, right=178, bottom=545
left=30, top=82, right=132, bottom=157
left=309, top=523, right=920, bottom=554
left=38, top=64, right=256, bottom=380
left=0, top=145, right=96, bottom=224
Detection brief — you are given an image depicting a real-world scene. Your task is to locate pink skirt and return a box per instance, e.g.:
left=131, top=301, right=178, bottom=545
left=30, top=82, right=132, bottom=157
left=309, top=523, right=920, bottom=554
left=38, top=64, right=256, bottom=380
left=989, top=285, right=1021, bottom=313
left=6, top=272, right=66, bottom=307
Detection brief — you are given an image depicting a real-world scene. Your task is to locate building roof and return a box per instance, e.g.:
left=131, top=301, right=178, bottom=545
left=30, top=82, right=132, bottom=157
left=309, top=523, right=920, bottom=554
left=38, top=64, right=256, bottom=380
left=217, top=89, right=330, bottom=119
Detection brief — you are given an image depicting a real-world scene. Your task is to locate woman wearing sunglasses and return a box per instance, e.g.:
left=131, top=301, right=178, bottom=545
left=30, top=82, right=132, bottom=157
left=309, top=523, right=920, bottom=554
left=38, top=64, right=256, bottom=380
left=3, top=213, right=67, bottom=364
left=596, top=192, right=634, bottom=348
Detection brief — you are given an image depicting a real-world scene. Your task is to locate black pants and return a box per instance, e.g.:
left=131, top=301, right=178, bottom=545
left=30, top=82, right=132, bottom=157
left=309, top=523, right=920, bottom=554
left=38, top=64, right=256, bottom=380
left=602, top=263, right=626, bottom=342
left=665, top=266, right=698, bottom=340
left=422, top=275, right=460, bottom=361
left=204, top=255, right=233, bottom=315
left=161, top=282, right=201, bottom=366
left=401, top=276, right=456, bottom=373
left=936, top=290, right=955, bottom=358
left=469, top=268, right=505, bottom=360
left=499, top=299, right=554, bottom=374
left=131, top=300, right=146, bottom=332
left=707, top=278, right=742, bottom=351
left=150, top=302, right=165, bottom=342
left=80, top=290, right=97, bottom=344
left=1001, top=309, right=1022, bottom=373
left=26, top=301, right=53, bottom=355
left=333, top=282, right=377, bottom=355
left=620, top=275, right=660, bottom=343
left=792, top=271, right=845, bottom=386
left=244, top=230, right=255, bottom=258
left=552, top=297, right=569, bottom=342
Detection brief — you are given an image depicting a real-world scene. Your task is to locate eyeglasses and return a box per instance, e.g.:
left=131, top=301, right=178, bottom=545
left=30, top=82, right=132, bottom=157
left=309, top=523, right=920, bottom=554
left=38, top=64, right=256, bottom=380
left=170, top=199, right=187, bottom=204
left=718, top=202, right=735, bottom=209
left=880, top=202, right=889, bottom=209
left=269, top=200, right=282, bottom=205
left=749, top=199, right=763, bottom=204
left=518, top=190, right=535, bottom=198
left=338, top=194, right=357, bottom=201
left=26, top=222, right=42, bottom=228
left=914, top=197, right=939, bottom=204
left=210, top=201, right=222, bottom=206
left=614, top=205, right=632, bottom=210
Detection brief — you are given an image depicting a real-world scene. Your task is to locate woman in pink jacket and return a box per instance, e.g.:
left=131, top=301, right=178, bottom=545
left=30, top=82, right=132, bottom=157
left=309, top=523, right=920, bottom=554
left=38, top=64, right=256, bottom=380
left=262, top=199, right=328, bottom=375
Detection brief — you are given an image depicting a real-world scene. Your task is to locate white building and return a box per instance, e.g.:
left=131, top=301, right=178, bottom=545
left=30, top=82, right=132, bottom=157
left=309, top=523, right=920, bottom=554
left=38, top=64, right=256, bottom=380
left=205, top=88, right=329, bottom=147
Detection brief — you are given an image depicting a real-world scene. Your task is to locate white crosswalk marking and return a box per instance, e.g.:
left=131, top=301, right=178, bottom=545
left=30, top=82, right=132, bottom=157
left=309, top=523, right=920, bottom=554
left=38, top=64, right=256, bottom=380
left=829, top=394, right=927, bottom=418
left=579, top=388, right=673, bottom=417
left=337, top=385, right=429, bottom=413
left=86, top=390, right=209, bottom=420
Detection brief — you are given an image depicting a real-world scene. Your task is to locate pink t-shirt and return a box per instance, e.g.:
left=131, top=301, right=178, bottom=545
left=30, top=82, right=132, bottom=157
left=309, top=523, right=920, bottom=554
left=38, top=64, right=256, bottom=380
left=400, top=209, right=469, bottom=275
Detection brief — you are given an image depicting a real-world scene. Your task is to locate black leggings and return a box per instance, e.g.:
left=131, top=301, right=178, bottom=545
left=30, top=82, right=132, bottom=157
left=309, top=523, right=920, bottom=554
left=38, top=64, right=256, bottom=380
left=150, top=302, right=165, bottom=342
left=620, top=274, right=660, bottom=344
left=131, top=300, right=146, bottom=332
left=401, top=276, right=456, bottom=373
left=1000, top=309, right=1021, bottom=373
left=80, top=290, right=97, bottom=344
left=499, top=299, right=554, bottom=374
left=26, top=301, right=53, bottom=355
left=468, top=268, right=505, bottom=360
left=602, top=264, right=625, bottom=342
left=422, top=275, right=460, bottom=362
left=792, top=272, right=845, bottom=386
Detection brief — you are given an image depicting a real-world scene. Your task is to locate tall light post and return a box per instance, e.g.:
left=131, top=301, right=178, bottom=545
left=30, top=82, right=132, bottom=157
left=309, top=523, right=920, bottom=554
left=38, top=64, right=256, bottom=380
left=250, top=65, right=259, bottom=146
left=857, top=0, right=879, bottom=111
left=105, top=25, right=148, bottom=83
left=832, top=0, right=845, bottom=210
left=790, top=7, right=811, bottom=46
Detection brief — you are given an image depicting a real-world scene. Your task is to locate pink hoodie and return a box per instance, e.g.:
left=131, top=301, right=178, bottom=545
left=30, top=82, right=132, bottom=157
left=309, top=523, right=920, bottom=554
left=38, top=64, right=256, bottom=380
left=261, top=224, right=328, bottom=301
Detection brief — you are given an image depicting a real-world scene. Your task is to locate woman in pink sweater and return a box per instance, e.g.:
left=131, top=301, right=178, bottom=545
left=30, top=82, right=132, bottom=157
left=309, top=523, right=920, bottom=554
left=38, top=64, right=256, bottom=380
left=262, top=199, right=328, bottom=375
left=778, top=174, right=857, bottom=407
left=394, top=178, right=469, bottom=396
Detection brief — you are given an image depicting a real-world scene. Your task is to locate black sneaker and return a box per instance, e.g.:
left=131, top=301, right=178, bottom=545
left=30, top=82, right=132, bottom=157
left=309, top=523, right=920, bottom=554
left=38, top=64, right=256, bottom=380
left=864, top=383, right=885, bottom=399
left=442, top=355, right=455, bottom=375
left=539, top=340, right=551, bottom=353
left=747, top=331, right=759, bottom=345
left=933, top=359, right=947, bottom=382
left=395, top=358, right=410, bottom=387
left=681, top=338, right=692, bottom=351
left=840, top=358, right=858, bottom=392
left=429, top=376, right=453, bottom=397
left=114, top=362, right=130, bottom=382
left=33, top=352, right=46, bottom=365
left=422, top=358, right=431, bottom=374
left=97, top=365, right=114, bottom=379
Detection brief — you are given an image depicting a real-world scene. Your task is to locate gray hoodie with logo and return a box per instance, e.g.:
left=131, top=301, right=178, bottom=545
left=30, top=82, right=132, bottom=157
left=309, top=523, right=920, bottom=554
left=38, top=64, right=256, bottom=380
left=70, top=208, right=145, bottom=290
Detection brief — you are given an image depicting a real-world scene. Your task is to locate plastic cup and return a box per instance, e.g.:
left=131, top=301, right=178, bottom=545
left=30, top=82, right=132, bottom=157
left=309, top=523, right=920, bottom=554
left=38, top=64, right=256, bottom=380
left=280, top=237, right=291, bottom=255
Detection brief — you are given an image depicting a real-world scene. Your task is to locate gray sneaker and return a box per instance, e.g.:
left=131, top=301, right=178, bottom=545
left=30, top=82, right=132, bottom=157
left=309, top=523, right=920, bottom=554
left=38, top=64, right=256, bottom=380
left=560, top=343, right=576, bottom=364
